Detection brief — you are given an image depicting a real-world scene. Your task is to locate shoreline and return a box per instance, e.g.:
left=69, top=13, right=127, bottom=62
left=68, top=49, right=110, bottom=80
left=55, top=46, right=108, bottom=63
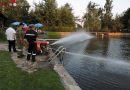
left=51, top=32, right=130, bottom=37
left=52, top=55, right=82, bottom=90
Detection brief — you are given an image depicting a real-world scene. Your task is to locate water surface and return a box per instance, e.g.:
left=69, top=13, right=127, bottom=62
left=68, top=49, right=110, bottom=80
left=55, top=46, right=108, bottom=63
left=63, top=36, right=130, bottom=90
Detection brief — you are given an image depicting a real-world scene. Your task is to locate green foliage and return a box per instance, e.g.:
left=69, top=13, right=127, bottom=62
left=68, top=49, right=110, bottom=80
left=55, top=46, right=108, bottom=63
left=2, top=0, right=129, bottom=32
left=0, top=29, right=6, bottom=42
left=1, top=0, right=75, bottom=31
left=83, top=1, right=101, bottom=32
left=112, top=15, right=123, bottom=32
left=28, top=10, right=39, bottom=24
left=48, top=32, right=60, bottom=39
left=121, top=8, right=130, bottom=30
left=43, top=0, right=58, bottom=26
left=32, top=0, right=75, bottom=30
left=58, top=3, right=75, bottom=27
left=0, top=51, right=64, bottom=90
left=103, top=0, right=113, bottom=31
left=2, top=0, right=30, bottom=20
left=83, top=0, right=124, bottom=32
left=48, top=26, right=74, bottom=32
left=33, top=0, right=58, bottom=26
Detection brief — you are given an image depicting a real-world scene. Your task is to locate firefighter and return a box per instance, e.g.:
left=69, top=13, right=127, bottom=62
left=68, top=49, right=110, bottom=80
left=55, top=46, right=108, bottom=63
left=25, top=25, right=38, bottom=63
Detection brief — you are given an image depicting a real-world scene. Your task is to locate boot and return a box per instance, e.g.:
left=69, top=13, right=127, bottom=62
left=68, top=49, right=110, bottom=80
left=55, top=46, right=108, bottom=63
left=27, top=54, right=31, bottom=60
left=32, top=55, right=36, bottom=62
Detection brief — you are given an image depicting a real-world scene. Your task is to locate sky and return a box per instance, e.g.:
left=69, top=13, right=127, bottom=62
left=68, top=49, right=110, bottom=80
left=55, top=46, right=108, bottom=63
left=27, top=0, right=130, bottom=19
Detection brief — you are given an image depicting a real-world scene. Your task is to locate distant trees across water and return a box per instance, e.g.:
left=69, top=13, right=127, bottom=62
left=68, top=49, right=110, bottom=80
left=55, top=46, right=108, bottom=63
left=0, top=0, right=130, bottom=32
left=83, top=0, right=130, bottom=32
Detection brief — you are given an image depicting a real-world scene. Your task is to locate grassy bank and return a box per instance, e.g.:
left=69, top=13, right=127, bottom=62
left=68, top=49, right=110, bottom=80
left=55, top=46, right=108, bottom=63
left=0, top=51, right=64, bottom=90
left=44, top=26, right=75, bottom=32
left=48, top=32, right=61, bottom=39
left=47, top=32, right=72, bottom=39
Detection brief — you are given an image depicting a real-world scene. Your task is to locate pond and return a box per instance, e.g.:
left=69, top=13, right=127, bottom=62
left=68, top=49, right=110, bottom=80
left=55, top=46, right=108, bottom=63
left=62, top=35, right=130, bottom=90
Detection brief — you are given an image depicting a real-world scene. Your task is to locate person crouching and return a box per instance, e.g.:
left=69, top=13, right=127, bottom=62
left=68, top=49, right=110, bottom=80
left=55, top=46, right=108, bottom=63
left=24, top=25, right=38, bottom=63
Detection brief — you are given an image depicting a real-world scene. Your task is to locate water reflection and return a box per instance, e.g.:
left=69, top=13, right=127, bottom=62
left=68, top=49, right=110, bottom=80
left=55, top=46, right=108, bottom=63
left=120, top=37, right=130, bottom=60
left=86, top=36, right=109, bottom=57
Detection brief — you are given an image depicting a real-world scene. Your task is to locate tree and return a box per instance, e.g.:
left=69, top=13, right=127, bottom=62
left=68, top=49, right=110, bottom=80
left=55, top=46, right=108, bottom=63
left=34, top=0, right=58, bottom=27
left=121, top=8, right=130, bottom=30
left=83, top=1, right=101, bottom=32
left=112, top=15, right=123, bottom=32
left=43, top=0, right=57, bottom=26
left=59, top=3, right=75, bottom=27
left=33, top=1, right=75, bottom=30
left=33, top=2, right=45, bottom=24
left=3, top=0, right=30, bottom=21
left=0, top=0, right=10, bottom=12
left=28, top=10, right=39, bottom=24
left=103, top=0, right=113, bottom=31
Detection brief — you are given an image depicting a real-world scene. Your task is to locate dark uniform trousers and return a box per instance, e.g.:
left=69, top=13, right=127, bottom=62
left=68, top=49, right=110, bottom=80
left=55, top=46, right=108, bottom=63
left=8, top=40, right=17, bottom=52
left=27, top=43, right=36, bottom=62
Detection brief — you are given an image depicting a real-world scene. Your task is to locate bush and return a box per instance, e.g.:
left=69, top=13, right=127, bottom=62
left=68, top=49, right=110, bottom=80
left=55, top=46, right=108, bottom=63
left=0, top=29, right=6, bottom=42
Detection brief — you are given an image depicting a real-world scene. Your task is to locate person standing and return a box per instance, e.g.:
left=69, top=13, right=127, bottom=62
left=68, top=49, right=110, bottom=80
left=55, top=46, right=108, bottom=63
left=25, top=25, right=38, bottom=62
left=5, top=25, right=17, bottom=52
left=16, top=23, right=25, bottom=58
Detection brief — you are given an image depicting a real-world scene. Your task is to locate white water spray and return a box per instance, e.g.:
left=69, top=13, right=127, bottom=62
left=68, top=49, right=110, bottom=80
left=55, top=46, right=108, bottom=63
left=52, top=31, right=94, bottom=45
left=65, top=51, right=130, bottom=66
left=65, top=51, right=130, bottom=75
left=51, top=30, right=130, bottom=75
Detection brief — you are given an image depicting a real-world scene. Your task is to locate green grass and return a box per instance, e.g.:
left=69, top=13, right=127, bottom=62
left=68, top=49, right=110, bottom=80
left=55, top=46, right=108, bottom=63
left=48, top=32, right=61, bottom=39
left=48, top=32, right=59, bottom=35
left=0, top=51, right=64, bottom=90
left=44, top=26, right=74, bottom=32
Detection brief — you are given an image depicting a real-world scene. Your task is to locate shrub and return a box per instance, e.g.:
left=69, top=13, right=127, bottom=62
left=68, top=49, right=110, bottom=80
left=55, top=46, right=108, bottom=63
left=0, top=29, right=6, bottom=42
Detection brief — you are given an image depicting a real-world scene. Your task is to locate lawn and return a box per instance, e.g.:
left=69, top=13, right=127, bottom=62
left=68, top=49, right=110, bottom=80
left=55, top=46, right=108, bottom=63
left=47, top=32, right=61, bottom=39
left=0, top=51, right=64, bottom=90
